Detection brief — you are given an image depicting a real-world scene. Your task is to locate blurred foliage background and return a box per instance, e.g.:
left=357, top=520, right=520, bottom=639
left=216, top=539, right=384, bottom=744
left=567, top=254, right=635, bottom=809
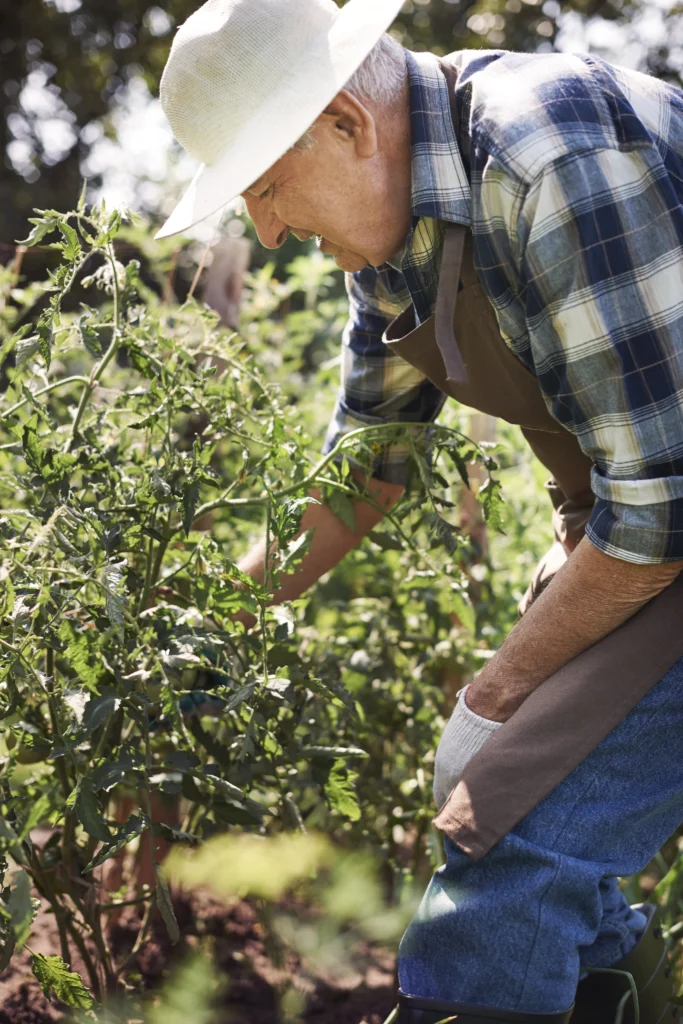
left=2, top=0, right=683, bottom=257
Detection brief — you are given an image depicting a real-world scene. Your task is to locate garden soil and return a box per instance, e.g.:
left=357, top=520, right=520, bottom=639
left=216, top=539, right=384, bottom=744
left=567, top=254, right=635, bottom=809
left=0, top=890, right=396, bottom=1024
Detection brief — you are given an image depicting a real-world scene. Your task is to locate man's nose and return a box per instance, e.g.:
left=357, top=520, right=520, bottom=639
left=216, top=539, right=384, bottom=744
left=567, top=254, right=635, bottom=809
left=243, top=195, right=288, bottom=249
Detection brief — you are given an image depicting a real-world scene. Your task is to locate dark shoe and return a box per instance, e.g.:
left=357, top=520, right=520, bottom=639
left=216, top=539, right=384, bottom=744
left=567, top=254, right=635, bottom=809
left=571, top=903, right=678, bottom=1024
left=397, top=992, right=574, bottom=1024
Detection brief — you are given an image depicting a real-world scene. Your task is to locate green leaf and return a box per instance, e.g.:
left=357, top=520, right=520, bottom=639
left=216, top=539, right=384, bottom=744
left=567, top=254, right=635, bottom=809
left=130, top=401, right=166, bottom=430
left=155, top=870, right=179, bottom=943
left=89, top=751, right=140, bottom=792
left=36, top=320, right=53, bottom=371
left=224, top=682, right=257, bottom=713
left=0, top=820, right=27, bottom=865
left=18, top=791, right=57, bottom=840
left=30, top=953, right=93, bottom=1009
left=324, top=759, right=361, bottom=822
left=72, top=780, right=111, bottom=843
left=58, top=221, right=81, bottom=262
left=448, top=585, right=475, bottom=635
left=101, top=564, right=126, bottom=638
left=182, top=480, right=201, bottom=537
left=63, top=632, right=104, bottom=692
left=20, top=384, right=52, bottom=426
left=20, top=418, right=75, bottom=487
left=265, top=676, right=292, bottom=700
left=194, top=768, right=245, bottom=803
left=443, top=443, right=471, bottom=489
left=327, top=489, right=356, bottom=533
left=164, top=750, right=200, bottom=773
left=279, top=529, right=314, bottom=575
left=21, top=416, right=44, bottom=476
left=411, top=448, right=433, bottom=492
left=478, top=476, right=505, bottom=532
left=152, top=822, right=203, bottom=847
left=8, top=870, right=33, bottom=950
left=84, top=813, right=149, bottom=872
left=429, top=512, right=459, bottom=556
left=367, top=529, right=403, bottom=552
left=305, top=676, right=351, bottom=710
left=76, top=317, right=102, bottom=358
left=223, top=560, right=269, bottom=601
left=17, top=216, right=60, bottom=247
left=15, top=334, right=40, bottom=367
left=128, top=343, right=158, bottom=380
left=82, top=692, right=120, bottom=733
left=0, top=925, right=16, bottom=975
left=2, top=575, right=16, bottom=618
left=0, top=323, right=30, bottom=366
left=105, top=208, right=123, bottom=240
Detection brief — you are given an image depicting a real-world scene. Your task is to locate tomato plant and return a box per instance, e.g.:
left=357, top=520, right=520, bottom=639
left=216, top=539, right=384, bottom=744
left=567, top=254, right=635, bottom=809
left=0, top=203, right=502, bottom=1007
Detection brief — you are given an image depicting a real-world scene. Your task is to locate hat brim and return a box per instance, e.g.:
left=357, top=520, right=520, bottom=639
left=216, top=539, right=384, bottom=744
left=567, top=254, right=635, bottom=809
left=155, top=0, right=407, bottom=240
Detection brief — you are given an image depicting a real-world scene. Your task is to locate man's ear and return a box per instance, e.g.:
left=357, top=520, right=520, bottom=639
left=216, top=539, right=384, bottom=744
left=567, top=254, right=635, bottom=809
left=321, top=89, right=378, bottom=158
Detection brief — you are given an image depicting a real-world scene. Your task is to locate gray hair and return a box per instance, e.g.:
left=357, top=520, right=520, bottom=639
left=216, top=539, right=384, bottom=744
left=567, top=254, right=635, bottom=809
left=294, top=34, right=406, bottom=150
left=346, top=32, right=406, bottom=104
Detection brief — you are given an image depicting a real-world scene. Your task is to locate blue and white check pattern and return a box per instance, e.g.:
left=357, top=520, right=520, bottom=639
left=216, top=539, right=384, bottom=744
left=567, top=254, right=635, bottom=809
left=322, top=47, right=683, bottom=563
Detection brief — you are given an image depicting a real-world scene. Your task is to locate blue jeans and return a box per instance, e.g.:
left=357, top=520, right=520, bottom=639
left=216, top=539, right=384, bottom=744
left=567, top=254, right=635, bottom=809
left=398, top=653, right=683, bottom=1014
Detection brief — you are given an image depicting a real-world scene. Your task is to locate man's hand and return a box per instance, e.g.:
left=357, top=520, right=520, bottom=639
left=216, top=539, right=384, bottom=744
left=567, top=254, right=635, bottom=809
left=466, top=538, right=683, bottom=722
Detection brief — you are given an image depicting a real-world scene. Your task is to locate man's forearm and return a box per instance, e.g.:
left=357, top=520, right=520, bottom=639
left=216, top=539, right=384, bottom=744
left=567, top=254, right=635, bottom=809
left=467, top=537, right=683, bottom=722
left=235, top=474, right=404, bottom=625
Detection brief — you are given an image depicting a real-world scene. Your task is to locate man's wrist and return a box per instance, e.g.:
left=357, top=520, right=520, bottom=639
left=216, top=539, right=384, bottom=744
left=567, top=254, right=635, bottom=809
left=465, top=677, right=526, bottom=722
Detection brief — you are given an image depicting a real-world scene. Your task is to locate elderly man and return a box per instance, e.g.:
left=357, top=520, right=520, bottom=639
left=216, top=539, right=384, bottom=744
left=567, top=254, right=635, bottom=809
left=157, top=1, right=683, bottom=1021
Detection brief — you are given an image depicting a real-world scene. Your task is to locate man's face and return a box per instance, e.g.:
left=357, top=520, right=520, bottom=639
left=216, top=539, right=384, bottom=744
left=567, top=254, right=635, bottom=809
left=241, top=87, right=412, bottom=273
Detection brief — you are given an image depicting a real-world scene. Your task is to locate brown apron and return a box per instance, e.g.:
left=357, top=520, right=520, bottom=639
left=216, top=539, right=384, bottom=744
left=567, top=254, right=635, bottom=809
left=383, top=59, right=683, bottom=860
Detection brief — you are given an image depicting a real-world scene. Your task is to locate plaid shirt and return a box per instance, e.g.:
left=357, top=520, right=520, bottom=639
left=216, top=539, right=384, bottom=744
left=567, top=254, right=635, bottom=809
left=322, top=47, right=683, bottom=564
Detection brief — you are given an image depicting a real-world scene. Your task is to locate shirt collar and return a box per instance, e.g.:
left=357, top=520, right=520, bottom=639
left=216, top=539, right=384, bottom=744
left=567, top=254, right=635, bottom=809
left=385, top=49, right=471, bottom=275
left=406, top=49, right=472, bottom=226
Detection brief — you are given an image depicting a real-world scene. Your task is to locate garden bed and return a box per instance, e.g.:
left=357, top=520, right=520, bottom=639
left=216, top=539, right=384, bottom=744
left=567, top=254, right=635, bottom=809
left=0, top=889, right=396, bottom=1024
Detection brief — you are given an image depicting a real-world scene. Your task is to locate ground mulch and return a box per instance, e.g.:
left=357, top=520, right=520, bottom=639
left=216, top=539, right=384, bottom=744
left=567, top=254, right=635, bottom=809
left=0, top=889, right=397, bottom=1024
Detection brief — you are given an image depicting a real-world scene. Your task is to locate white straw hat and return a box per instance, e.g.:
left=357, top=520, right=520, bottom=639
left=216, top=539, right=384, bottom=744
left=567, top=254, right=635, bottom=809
left=155, top=0, right=406, bottom=240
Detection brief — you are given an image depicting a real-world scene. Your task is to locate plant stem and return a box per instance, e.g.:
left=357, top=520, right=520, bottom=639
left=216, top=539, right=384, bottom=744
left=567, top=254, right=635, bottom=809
left=138, top=510, right=171, bottom=615
left=137, top=509, right=157, bottom=617
left=98, top=893, right=149, bottom=911
left=143, top=724, right=158, bottom=881
left=28, top=851, right=104, bottom=1000
left=81, top=899, right=117, bottom=997
left=4, top=376, right=90, bottom=418
left=45, top=699, right=72, bottom=803
left=114, top=900, right=154, bottom=978
left=259, top=499, right=273, bottom=687
left=28, top=852, right=72, bottom=967
left=65, top=242, right=122, bottom=450
left=189, top=421, right=475, bottom=525
left=64, top=915, right=104, bottom=1001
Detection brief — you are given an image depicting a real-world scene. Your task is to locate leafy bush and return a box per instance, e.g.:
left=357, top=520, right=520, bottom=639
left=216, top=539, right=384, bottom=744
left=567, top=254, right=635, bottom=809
left=0, top=203, right=503, bottom=1006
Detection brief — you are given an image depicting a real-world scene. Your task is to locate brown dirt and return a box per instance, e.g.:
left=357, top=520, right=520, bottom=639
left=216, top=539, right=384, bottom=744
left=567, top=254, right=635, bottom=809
left=0, top=890, right=397, bottom=1024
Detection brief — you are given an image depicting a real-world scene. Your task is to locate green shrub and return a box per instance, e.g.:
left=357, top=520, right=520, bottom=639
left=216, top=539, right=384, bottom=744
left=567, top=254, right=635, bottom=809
left=0, top=203, right=502, bottom=1005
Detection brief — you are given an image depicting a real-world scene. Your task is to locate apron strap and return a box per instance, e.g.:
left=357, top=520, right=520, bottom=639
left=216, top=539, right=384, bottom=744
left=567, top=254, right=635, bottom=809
left=435, top=57, right=469, bottom=385
left=435, top=222, right=468, bottom=385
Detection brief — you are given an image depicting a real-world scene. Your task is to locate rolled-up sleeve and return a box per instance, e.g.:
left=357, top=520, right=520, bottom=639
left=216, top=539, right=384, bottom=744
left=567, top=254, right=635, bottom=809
left=322, top=264, right=446, bottom=485
left=488, top=145, right=683, bottom=563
